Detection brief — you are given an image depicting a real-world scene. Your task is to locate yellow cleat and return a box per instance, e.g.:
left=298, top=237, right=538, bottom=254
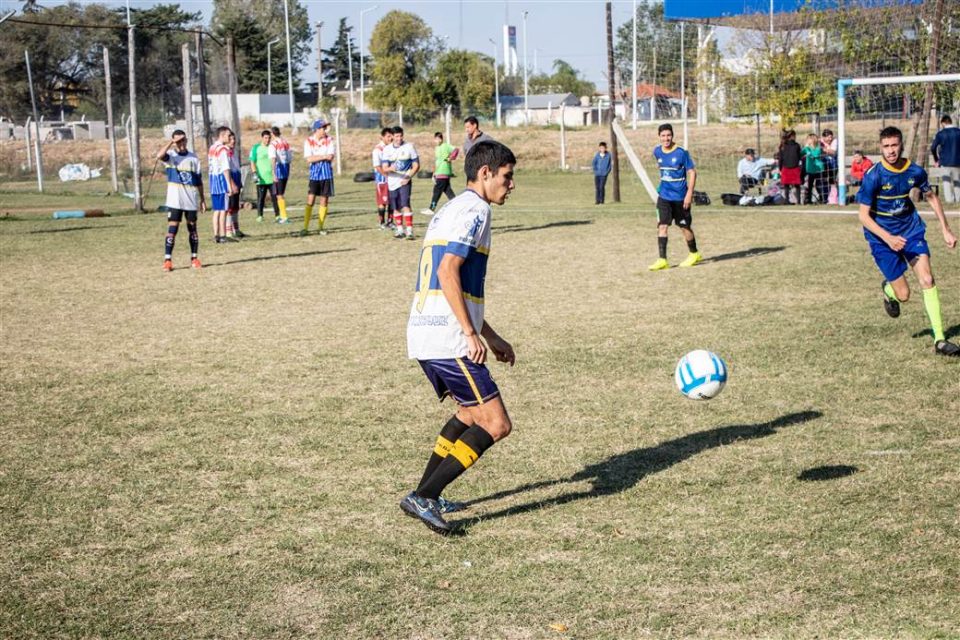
left=648, top=258, right=670, bottom=271
left=679, top=252, right=702, bottom=268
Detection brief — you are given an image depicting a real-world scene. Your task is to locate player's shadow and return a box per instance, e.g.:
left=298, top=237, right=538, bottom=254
left=28, top=224, right=124, bottom=234
left=700, top=246, right=786, bottom=264
left=202, top=248, right=354, bottom=268
left=911, top=323, right=960, bottom=341
left=495, top=220, right=593, bottom=235
left=456, top=410, right=822, bottom=530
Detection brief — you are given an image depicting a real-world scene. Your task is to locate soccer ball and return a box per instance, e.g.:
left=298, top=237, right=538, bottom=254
left=675, top=350, right=728, bottom=400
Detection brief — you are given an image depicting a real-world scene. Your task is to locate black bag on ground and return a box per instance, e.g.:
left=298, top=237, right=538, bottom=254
left=721, top=193, right=741, bottom=206
left=693, top=190, right=711, bottom=206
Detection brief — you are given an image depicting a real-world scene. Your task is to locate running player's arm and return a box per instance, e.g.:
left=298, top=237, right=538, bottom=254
left=403, top=157, right=420, bottom=185
left=436, top=253, right=486, bottom=364
left=481, top=321, right=515, bottom=366
left=922, top=187, right=957, bottom=249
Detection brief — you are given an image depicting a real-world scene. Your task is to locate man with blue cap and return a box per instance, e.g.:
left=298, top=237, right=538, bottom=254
left=302, top=118, right=336, bottom=235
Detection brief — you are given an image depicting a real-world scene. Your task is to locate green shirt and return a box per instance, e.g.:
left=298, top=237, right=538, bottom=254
left=434, top=142, right=455, bottom=178
left=802, top=145, right=824, bottom=174
left=250, top=143, right=274, bottom=184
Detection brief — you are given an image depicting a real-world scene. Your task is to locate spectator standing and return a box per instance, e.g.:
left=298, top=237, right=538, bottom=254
left=931, top=115, right=960, bottom=204
left=777, top=130, right=803, bottom=205
left=462, top=116, right=493, bottom=160
left=821, top=129, right=839, bottom=195
left=592, top=142, right=612, bottom=204
left=421, top=132, right=458, bottom=215
left=802, top=133, right=826, bottom=204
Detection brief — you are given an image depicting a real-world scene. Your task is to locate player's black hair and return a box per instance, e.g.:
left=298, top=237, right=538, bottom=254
left=822, top=128, right=834, bottom=137
left=745, top=148, right=755, bottom=155
left=942, top=115, right=954, bottom=125
left=216, top=126, right=232, bottom=136
left=171, top=129, right=186, bottom=138
left=853, top=149, right=864, bottom=156
left=464, top=116, right=479, bottom=126
left=392, top=126, right=404, bottom=135
left=261, top=129, right=271, bottom=137
left=381, top=127, right=392, bottom=136
left=434, top=132, right=444, bottom=139
left=271, top=126, right=281, bottom=136
left=658, top=123, right=673, bottom=134
left=598, top=141, right=607, bottom=147
left=879, top=126, right=903, bottom=142
left=465, top=140, right=516, bottom=182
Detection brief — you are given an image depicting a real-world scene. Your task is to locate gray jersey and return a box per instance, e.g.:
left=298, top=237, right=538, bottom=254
left=462, top=131, right=494, bottom=157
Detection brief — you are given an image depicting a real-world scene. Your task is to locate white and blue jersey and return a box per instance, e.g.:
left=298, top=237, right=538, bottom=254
left=207, top=141, right=230, bottom=195
left=305, top=136, right=335, bottom=181
left=372, top=142, right=389, bottom=184
left=270, top=138, right=292, bottom=180
left=856, top=159, right=932, bottom=281
left=161, top=150, right=202, bottom=211
left=383, top=141, right=419, bottom=191
left=654, top=144, right=695, bottom=202
left=227, top=145, right=241, bottom=190
left=408, top=189, right=491, bottom=360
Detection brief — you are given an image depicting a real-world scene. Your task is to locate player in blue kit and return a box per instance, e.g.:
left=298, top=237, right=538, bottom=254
left=856, top=126, right=959, bottom=357
left=648, top=123, right=702, bottom=271
left=400, top=141, right=517, bottom=535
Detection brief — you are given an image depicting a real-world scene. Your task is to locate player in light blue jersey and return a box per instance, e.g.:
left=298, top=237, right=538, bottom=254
left=648, top=123, right=702, bottom=271
left=400, top=140, right=517, bottom=535
left=857, top=126, right=959, bottom=357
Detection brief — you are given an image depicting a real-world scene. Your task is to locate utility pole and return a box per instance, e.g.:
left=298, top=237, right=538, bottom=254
left=181, top=43, right=194, bottom=152
left=606, top=2, right=620, bottom=203
left=103, top=46, right=119, bottom=193
left=226, top=37, right=242, bottom=159
left=24, top=50, right=44, bottom=193
left=196, top=32, right=211, bottom=148
left=127, top=24, right=142, bottom=211
left=316, top=22, right=324, bottom=106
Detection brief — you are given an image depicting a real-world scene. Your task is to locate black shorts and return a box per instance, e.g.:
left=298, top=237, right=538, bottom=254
left=228, top=193, right=240, bottom=212
left=274, top=177, right=288, bottom=196
left=656, top=197, right=692, bottom=228
left=308, top=179, right=334, bottom=198
left=166, top=208, right=197, bottom=223
left=389, top=182, right=412, bottom=211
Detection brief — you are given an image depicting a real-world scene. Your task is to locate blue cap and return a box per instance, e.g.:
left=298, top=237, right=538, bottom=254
left=312, top=118, right=329, bottom=130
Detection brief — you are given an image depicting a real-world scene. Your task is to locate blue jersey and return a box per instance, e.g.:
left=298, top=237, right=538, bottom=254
left=654, top=144, right=695, bottom=202
left=856, top=159, right=931, bottom=237
left=305, top=136, right=335, bottom=181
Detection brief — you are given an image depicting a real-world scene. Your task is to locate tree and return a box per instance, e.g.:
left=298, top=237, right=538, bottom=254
left=528, top=59, right=595, bottom=97
left=432, top=50, right=494, bottom=114
left=614, top=0, right=696, bottom=96
left=321, top=18, right=365, bottom=96
left=210, top=0, right=311, bottom=94
left=367, top=10, right=438, bottom=112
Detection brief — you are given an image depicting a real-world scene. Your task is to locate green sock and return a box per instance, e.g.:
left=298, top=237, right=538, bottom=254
left=883, top=282, right=899, bottom=302
left=922, top=286, right=945, bottom=342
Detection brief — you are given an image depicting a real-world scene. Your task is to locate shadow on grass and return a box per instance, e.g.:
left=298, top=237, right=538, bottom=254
left=233, top=225, right=372, bottom=241
left=456, top=410, right=823, bottom=530
left=495, top=220, right=593, bottom=235
left=911, top=323, right=960, bottom=341
left=203, top=248, right=354, bottom=268
left=701, top=246, right=786, bottom=264
left=28, top=224, right=125, bottom=234
left=797, top=465, right=858, bottom=481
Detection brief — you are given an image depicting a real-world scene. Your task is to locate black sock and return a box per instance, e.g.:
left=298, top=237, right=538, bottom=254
left=187, top=221, right=198, bottom=255
left=164, top=223, right=178, bottom=258
left=658, top=236, right=668, bottom=259
left=686, top=236, right=698, bottom=253
left=417, top=425, right=494, bottom=500
left=416, top=415, right=470, bottom=491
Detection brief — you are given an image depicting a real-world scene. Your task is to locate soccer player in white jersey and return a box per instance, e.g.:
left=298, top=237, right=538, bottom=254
left=381, top=126, right=420, bottom=240
left=158, top=130, right=205, bottom=271
left=372, top=127, right=393, bottom=229
left=401, top=140, right=517, bottom=535
left=301, top=118, right=336, bottom=236
left=269, top=126, right=292, bottom=223
left=207, top=126, right=237, bottom=244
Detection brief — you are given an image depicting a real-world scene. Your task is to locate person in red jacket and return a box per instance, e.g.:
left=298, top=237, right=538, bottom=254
left=850, top=149, right=874, bottom=186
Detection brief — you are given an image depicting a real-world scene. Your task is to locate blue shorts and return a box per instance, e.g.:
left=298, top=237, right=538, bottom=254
left=865, top=223, right=929, bottom=282
left=211, top=193, right=227, bottom=211
left=418, top=358, right=500, bottom=407
left=389, top=183, right=412, bottom=211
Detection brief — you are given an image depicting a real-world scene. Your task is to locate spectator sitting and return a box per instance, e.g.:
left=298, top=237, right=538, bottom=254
left=737, top=148, right=775, bottom=194
left=849, top=150, right=874, bottom=186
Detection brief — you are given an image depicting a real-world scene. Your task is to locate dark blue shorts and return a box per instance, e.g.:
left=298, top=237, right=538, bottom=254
left=389, top=183, right=412, bottom=211
left=418, top=358, right=500, bottom=407
left=865, top=226, right=929, bottom=282
left=211, top=193, right=227, bottom=211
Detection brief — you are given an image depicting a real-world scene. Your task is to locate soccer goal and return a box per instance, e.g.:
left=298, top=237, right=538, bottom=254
left=837, top=73, right=960, bottom=205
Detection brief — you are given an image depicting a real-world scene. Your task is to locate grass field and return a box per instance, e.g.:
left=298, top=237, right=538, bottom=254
left=1, top=171, right=959, bottom=639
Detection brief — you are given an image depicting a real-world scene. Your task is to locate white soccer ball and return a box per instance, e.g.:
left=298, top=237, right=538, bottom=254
left=675, top=350, right=728, bottom=400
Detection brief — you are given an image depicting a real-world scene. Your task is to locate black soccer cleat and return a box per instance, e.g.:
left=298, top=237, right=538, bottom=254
left=400, top=491, right=452, bottom=535
left=934, top=340, right=960, bottom=357
left=437, top=496, right=467, bottom=514
left=881, top=281, right=900, bottom=318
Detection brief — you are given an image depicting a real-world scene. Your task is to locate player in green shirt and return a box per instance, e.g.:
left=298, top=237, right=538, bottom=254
left=420, top=132, right=459, bottom=215
left=250, top=130, right=280, bottom=222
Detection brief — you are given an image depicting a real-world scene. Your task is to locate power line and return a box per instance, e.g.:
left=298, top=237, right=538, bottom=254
left=6, top=16, right=223, bottom=45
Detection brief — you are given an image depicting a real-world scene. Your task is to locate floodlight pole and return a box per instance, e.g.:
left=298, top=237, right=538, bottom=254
left=522, top=11, right=529, bottom=123
left=267, top=38, right=280, bottom=94
left=283, top=0, right=296, bottom=131
left=490, top=38, right=500, bottom=127
left=631, top=0, right=637, bottom=130
left=360, top=6, right=378, bottom=113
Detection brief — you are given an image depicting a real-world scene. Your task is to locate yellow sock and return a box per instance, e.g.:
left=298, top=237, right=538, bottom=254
left=318, top=205, right=328, bottom=230
left=922, top=286, right=946, bottom=342
left=278, top=196, right=287, bottom=219
left=303, top=203, right=313, bottom=230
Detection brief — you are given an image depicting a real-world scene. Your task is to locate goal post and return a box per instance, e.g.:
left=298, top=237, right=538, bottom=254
left=837, top=73, right=960, bottom=206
